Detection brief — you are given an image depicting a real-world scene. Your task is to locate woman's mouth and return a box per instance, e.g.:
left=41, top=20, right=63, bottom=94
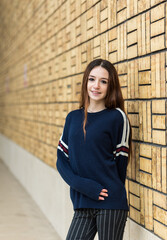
left=91, top=91, right=101, bottom=95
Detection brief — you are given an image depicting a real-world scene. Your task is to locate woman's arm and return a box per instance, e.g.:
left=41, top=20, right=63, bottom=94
left=112, top=108, right=130, bottom=184
left=56, top=113, right=104, bottom=201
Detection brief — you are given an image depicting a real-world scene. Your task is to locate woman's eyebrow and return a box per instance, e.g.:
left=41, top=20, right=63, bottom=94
left=89, top=75, right=108, bottom=80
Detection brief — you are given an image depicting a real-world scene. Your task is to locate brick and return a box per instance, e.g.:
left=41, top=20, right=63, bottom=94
left=81, top=0, right=86, bottom=13
left=130, top=142, right=139, bottom=180
left=151, top=19, right=165, bottom=37
left=109, top=39, right=117, bottom=53
left=140, top=144, right=152, bottom=159
left=151, top=53, right=165, bottom=98
left=140, top=171, right=152, bottom=188
left=138, top=0, right=150, bottom=13
left=137, top=15, right=142, bottom=55
left=152, top=100, right=166, bottom=113
left=117, top=8, right=127, bottom=24
left=100, top=7, right=108, bottom=23
left=140, top=157, right=152, bottom=173
left=87, top=17, right=93, bottom=32
left=144, top=188, right=153, bottom=230
left=121, top=87, right=128, bottom=100
left=130, top=193, right=140, bottom=210
left=162, top=148, right=167, bottom=193
left=151, top=34, right=165, bottom=52
left=127, top=16, right=137, bottom=32
left=109, top=27, right=117, bottom=41
left=146, top=12, right=151, bottom=53
left=117, top=0, right=126, bottom=12
left=128, top=45, right=137, bottom=59
left=151, top=2, right=165, bottom=22
left=93, top=47, right=100, bottom=59
left=95, top=3, right=101, bottom=35
left=108, top=0, right=116, bottom=26
left=127, top=60, right=138, bottom=98
left=100, top=32, right=108, bottom=59
left=127, top=31, right=137, bottom=46
left=139, top=85, right=152, bottom=99
left=152, top=115, right=166, bottom=129
left=130, top=206, right=140, bottom=223
left=119, top=74, right=127, bottom=87
left=154, top=220, right=167, bottom=240
left=100, top=0, right=108, bottom=10
left=129, top=180, right=140, bottom=196
left=152, top=130, right=166, bottom=145
left=139, top=71, right=151, bottom=85
left=138, top=13, right=151, bottom=55
left=94, top=36, right=100, bottom=47
left=154, top=206, right=167, bottom=226
left=152, top=146, right=157, bottom=190
left=140, top=186, right=145, bottom=225
left=117, top=23, right=127, bottom=61
left=152, top=146, right=163, bottom=191
left=109, top=51, right=117, bottom=64
left=118, top=62, right=127, bottom=75
left=127, top=101, right=139, bottom=113
left=139, top=102, right=152, bottom=142
left=128, top=114, right=138, bottom=126
left=135, top=143, right=140, bottom=182
left=153, top=190, right=167, bottom=210
left=80, top=14, right=87, bottom=42
left=127, top=141, right=140, bottom=180
left=131, top=126, right=139, bottom=141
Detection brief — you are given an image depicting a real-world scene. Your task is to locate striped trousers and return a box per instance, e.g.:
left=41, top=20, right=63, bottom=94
left=66, top=208, right=128, bottom=240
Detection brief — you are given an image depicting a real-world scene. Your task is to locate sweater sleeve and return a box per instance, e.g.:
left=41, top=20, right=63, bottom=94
left=113, top=109, right=130, bottom=184
left=56, top=113, right=104, bottom=201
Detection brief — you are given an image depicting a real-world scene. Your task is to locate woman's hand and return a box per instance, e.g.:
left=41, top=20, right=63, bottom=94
left=98, top=189, right=108, bottom=200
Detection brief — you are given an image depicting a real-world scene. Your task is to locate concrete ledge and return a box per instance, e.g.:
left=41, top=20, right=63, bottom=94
left=0, top=133, right=162, bottom=240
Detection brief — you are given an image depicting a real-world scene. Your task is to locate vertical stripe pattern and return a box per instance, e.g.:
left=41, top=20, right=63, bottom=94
left=58, top=134, right=69, bottom=158
left=113, top=108, right=130, bottom=158
left=66, top=208, right=128, bottom=240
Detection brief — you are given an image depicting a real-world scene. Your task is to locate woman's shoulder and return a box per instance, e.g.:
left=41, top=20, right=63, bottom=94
left=66, top=108, right=83, bottom=119
left=107, top=107, right=128, bottom=123
left=115, top=108, right=128, bottom=119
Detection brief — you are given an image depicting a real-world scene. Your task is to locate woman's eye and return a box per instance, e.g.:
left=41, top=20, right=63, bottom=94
left=101, top=80, right=107, bottom=84
left=88, top=78, right=108, bottom=84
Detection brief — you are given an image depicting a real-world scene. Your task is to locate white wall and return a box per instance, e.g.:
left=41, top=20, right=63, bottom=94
left=0, top=133, right=73, bottom=239
left=0, top=133, right=162, bottom=240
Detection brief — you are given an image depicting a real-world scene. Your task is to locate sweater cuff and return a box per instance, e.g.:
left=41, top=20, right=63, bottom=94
left=72, top=177, right=104, bottom=201
left=87, top=184, right=104, bottom=201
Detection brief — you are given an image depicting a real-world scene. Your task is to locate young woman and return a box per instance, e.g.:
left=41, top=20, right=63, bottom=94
left=57, top=59, right=132, bottom=240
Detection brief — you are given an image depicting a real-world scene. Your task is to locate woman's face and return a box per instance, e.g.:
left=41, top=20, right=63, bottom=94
left=87, top=66, right=109, bottom=105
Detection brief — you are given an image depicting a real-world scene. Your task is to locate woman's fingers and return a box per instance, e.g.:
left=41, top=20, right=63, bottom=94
left=100, top=191, right=108, bottom=197
left=100, top=189, right=108, bottom=196
left=99, top=196, right=105, bottom=200
left=102, top=189, right=108, bottom=193
left=98, top=189, right=108, bottom=200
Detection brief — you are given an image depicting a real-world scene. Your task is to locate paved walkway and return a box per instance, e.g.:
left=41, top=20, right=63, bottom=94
left=0, top=159, right=61, bottom=240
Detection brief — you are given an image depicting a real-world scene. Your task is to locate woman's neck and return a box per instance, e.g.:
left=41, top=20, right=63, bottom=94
left=87, top=103, right=106, bottom=113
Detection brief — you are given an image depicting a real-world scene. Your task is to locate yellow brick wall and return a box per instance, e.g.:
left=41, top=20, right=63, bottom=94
left=0, top=0, right=166, bottom=239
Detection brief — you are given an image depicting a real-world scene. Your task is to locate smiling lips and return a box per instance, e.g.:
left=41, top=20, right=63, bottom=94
left=91, top=91, right=101, bottom=95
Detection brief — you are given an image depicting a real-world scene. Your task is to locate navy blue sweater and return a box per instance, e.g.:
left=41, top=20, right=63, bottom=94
left=56, top=107, right=130, bottom=210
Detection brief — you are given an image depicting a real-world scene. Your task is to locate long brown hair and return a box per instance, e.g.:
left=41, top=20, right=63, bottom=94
left=79, top=58, right=132, bottom=164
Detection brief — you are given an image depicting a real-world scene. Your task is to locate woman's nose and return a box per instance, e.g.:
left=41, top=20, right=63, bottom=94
left=94, top=80, right=100, bottom=88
